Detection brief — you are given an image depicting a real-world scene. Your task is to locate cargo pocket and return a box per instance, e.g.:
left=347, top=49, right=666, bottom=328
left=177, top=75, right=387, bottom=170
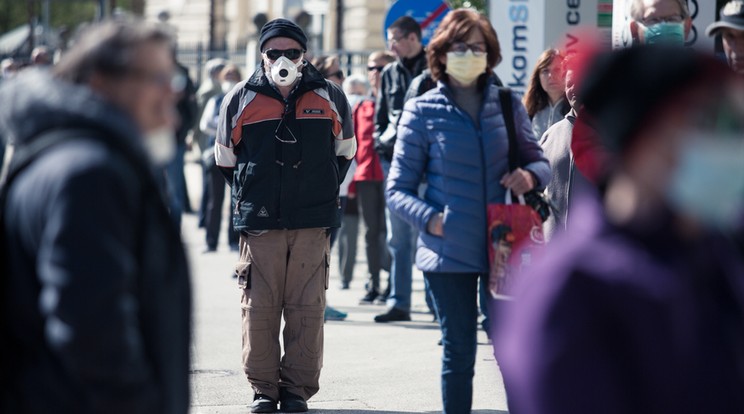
left=241, top=316, right=274, bottom=369
left=299, top=316, right=323, bottom=369
left=236, top=260, right=251, bottom=289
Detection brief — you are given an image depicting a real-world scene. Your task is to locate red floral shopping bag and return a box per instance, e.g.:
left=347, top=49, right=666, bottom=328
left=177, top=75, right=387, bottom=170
left=487, top=192, right=546, bottom=299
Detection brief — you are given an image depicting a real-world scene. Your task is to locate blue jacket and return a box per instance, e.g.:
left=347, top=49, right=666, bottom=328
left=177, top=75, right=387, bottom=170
left=386, top=82, right=551, bottom=273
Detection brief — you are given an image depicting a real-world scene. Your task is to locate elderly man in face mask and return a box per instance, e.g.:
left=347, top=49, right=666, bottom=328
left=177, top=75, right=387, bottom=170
left=627, top=0, right=692, bottom=45
left=214, top=18, right=356, bottom=413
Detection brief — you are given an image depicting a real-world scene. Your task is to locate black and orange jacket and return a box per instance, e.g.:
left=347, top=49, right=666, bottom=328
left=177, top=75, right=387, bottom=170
left=215, top=63, right=356, bottom=231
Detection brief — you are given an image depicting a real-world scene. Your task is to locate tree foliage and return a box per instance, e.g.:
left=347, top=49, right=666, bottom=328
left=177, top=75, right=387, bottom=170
left=0, top=0, right=142, bottom=40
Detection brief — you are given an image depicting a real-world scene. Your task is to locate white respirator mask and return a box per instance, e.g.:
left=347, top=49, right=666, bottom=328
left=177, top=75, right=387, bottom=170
left=267, top=56, right=303, bottom=86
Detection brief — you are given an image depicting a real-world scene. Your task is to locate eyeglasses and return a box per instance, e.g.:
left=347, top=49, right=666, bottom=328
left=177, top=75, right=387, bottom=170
left=641, top=15, right=684, bottom=25
left=449, top=42, right=487, bottom=57
left=126, top=68, right=185, bottom=92
left=263, top=48, right=304, bottom=61
left=387, top=34, right=407, bottom=46
left=367, top=65, right=385, bottom=72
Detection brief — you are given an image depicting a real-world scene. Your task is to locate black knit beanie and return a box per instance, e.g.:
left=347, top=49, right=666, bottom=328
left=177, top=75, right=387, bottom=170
left=259, top=18, right=308, bottom=52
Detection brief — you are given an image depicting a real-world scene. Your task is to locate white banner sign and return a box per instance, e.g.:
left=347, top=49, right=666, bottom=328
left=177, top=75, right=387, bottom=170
left=489, top=0, right=602, bottom=94
left=489, top=0, right=546, bottom=94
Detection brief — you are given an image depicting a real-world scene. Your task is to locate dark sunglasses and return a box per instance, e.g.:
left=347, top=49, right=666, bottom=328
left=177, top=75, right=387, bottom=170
left=264, top=48, right=304, bottom=61
left=367, top=65, right=385, bottom=72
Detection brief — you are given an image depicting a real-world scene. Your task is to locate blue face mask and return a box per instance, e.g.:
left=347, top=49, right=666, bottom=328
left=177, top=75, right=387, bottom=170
left=643, top=22, right=685, bottom=45
left=666, top=134, right=744, bottom=228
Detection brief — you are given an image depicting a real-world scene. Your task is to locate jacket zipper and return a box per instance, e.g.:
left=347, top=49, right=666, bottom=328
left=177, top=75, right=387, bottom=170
left=442, top=86, right=491, bottom=272
left=276, top=99, right=290, bottom=225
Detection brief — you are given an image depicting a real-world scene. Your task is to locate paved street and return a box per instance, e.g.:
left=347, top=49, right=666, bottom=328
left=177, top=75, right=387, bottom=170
left=183, top=159, right=509, bottom=413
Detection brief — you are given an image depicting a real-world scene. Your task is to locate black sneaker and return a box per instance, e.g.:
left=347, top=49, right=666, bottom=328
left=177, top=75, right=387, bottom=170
left=280, top=390, right=308, bottom=413
left=359, top=290, right=379, bottom=304
left=374, top=307, right=411, bottom=323
left=373, top=294, right=388, bottom=305
left=250, top=394, right=277, bottom=413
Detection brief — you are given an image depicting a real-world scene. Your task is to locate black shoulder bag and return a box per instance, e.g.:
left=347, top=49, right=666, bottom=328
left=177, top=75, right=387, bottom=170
left=498, top=88, right=553, bottom=222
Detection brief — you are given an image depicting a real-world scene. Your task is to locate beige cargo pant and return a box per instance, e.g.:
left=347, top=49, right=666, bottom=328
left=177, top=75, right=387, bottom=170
left=236, top=228, right=329, bottom=401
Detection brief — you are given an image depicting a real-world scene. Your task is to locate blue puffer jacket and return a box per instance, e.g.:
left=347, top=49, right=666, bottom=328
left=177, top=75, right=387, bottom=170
left=386, top=82, right=551, bottom=273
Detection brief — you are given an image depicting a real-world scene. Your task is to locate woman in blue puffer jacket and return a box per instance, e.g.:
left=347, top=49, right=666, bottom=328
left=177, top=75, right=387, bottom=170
left=386, top=9, right=550, bottom=414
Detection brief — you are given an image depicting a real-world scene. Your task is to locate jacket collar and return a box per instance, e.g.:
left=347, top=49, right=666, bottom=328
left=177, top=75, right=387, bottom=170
left=400, top=48, right=427, bottom=76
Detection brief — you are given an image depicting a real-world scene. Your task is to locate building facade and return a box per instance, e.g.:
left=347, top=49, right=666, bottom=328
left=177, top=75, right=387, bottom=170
left=144, top=0, right=388, bottom=54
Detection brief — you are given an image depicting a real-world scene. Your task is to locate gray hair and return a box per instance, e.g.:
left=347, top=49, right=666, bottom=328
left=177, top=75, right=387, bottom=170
left=205, top=58, right=227, bottom=79
left=54, top=19, right=174, bottom=84
left=342, top=73, right=369, bottom=95
left=627, top=0, right=690, bottom=21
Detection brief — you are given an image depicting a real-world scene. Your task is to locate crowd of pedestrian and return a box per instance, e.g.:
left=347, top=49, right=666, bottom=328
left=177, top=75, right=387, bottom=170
left=1, top=0, right=744, bottom=413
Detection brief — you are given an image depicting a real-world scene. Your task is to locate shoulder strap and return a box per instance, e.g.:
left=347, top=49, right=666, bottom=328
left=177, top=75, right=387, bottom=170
left=498, top=87, right=520, bottom=173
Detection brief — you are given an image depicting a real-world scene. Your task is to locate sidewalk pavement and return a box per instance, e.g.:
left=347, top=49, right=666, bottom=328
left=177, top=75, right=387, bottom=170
left=183, top=158, right=509, bottom=413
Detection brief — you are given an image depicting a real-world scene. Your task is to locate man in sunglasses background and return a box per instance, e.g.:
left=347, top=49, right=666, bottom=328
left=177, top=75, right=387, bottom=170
left=372, top=15, right=427, bottom=322
left=214, top=17, right=356, bottom=414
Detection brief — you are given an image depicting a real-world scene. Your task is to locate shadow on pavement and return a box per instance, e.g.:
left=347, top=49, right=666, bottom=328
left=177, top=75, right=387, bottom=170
left=325, top=319, right=440, bottom=331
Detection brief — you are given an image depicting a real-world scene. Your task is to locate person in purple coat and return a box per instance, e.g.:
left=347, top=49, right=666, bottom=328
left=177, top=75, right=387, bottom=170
left=495, top=46, right=744, bottom=414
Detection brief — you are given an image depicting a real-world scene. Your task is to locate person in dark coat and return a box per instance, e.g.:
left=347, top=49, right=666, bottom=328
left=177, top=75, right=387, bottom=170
left=495, top=46, right=744, bottom=414
left=0, top=20, right=191, bottom=414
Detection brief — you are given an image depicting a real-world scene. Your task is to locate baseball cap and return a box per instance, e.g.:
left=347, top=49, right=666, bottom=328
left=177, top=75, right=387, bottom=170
left=706, top=0, right=744, bottom=37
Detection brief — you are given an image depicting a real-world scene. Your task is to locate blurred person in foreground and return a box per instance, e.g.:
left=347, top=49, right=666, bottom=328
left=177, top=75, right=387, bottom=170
left=523, top=48, right=570, bottom=141
left=0, top=20, right=191, bottom=413
left=215, top=18, right=355, bottom=413
left=627, top=0, right=691, bottom=46
left=706, top=0, right=744, bottom=75
left=386, top=9, right=550, bottom=413
left=496, top=45, right=744, bottom=414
